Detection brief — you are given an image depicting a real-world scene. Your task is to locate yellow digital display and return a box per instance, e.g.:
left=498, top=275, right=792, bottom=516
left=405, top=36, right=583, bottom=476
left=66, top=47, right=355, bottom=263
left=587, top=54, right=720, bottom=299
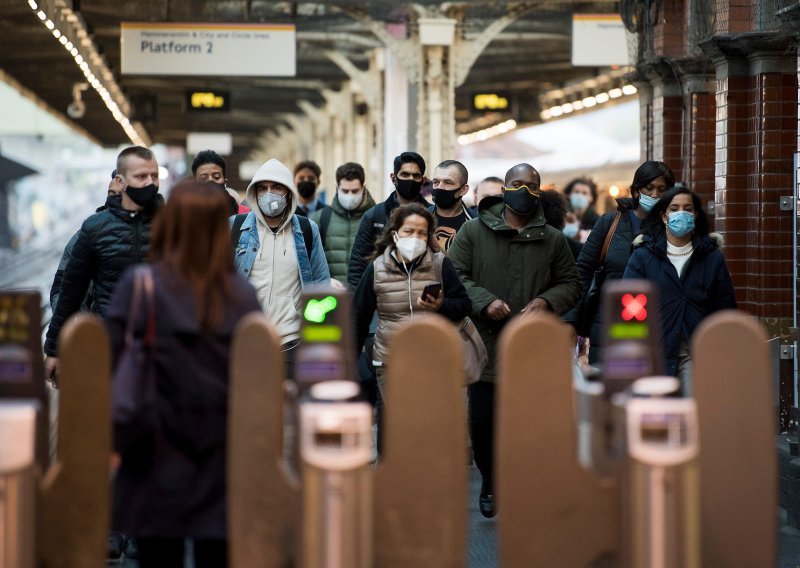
left=187, top=91, right=229, bottom=111
left=473, top=93, right=509, bottom=111
left=302, top=325, right=343, bottom=343
left=609, top=323, right=649, bottom=340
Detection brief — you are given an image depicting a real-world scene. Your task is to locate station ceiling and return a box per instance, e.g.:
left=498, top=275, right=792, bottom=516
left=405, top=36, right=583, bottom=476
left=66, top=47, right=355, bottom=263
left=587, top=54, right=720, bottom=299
left=0, top=0, right=621, bottom=182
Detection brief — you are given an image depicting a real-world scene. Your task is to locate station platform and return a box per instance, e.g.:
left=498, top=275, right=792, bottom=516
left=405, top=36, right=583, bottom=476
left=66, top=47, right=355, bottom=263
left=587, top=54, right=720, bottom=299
left=103, top=462, right=800, bottom=567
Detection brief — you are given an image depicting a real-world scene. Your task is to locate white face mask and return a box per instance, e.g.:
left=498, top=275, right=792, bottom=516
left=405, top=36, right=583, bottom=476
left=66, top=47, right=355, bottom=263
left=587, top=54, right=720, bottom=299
left=393, top=232, right=427, bottom=262
left=338, top=191, right=363, bottom=211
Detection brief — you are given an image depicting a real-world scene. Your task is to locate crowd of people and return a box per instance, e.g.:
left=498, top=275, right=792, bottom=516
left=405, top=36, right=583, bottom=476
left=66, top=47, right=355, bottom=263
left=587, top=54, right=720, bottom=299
left=42, top=145, right=737, bottom=566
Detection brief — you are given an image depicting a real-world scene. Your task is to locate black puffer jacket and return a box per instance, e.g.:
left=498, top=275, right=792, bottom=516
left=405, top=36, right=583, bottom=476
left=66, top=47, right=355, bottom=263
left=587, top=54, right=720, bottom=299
left=347, top=190, right=430, bottom=290
left=572, top=198, right=640, bottom=364
left=44, top=198, right=158, bottom=355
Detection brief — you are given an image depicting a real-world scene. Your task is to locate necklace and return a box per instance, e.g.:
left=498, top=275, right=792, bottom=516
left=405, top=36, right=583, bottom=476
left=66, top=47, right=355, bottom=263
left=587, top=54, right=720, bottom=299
left=667, top=248, right=693, bottom=257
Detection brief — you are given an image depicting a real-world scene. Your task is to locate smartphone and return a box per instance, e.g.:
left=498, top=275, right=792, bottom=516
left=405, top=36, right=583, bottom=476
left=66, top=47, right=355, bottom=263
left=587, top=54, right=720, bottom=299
left=421, top=282, right=442, bottom=301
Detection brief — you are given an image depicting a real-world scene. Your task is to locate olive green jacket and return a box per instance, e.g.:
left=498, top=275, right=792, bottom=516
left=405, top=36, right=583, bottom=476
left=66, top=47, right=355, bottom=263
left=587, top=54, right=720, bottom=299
left=448, top=197, right=582, bottom=382
left=310, top=191, right=376, bottom=282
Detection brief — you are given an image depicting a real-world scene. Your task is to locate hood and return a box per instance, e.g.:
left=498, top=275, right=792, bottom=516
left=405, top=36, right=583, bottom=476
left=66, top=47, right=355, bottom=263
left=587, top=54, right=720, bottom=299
left=332, top=188, right=377, bottom=216
left=245, top=158, right=297, bottom=231
left=478, top=197, right=547, bottom=233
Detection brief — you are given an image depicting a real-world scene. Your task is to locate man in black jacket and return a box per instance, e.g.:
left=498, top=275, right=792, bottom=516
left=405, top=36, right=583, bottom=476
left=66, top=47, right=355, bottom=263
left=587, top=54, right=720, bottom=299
left=347, top=151, right=429, bottom=290
left=44, top=146, right=161, bottom=383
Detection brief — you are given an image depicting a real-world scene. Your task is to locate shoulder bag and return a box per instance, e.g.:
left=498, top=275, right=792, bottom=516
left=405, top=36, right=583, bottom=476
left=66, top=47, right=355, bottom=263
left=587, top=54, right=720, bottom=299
left=112, top=265, right=158, bottom=428
left=574, top=212, right=622, bottom=337
left=432, top=254, right=488, bottom=385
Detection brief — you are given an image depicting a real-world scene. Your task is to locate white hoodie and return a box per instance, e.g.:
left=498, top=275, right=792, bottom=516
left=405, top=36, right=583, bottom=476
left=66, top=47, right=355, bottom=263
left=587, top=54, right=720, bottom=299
left=245, top=159, right=302, bottom=345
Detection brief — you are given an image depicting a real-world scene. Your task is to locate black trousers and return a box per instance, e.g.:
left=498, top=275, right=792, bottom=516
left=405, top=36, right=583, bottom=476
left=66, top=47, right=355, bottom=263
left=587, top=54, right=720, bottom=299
left=137, top=538, right=227, bottom=568
left=468, top=381, right=495, bottom=492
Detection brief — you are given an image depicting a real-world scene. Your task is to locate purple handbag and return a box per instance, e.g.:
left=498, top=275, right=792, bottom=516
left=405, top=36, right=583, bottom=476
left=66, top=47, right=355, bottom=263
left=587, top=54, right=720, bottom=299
left=111, top=265, right=157, bottom=426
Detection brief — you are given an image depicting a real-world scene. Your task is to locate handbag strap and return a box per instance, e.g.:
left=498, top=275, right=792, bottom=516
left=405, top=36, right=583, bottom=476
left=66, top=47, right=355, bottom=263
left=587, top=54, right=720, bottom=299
left=599, top=212, right=622, bottom=265
left=124, top=266, right=157, bottom=348
left=141, top=266, right=156, bottom=348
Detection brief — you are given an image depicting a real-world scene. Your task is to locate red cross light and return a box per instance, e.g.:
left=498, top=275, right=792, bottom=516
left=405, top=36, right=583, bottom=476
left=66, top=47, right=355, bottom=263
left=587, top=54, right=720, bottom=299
left=621, top=293, right=648, bottom=322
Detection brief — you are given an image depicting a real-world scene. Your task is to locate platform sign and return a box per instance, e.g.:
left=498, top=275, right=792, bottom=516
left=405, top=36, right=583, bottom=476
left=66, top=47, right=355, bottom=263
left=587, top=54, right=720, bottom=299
left=572, top=14, right=630, bottom=67
left=121, top=22, right=296, bottom=76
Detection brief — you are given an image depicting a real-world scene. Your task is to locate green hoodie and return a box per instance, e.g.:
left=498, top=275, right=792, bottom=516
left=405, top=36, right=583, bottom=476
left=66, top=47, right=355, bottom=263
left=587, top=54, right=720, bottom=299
left=310, top=190, right=376, bottom=282
left=448, top=197, right=582, bottom=382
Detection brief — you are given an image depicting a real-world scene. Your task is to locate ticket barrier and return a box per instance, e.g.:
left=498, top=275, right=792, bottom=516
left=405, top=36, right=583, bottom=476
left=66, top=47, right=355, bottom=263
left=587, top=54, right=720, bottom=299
left=228, top=289, right=466, bottom=567
left=0, top=289, right=109, bottom=567
left=496, top=280, right=775, bottom=567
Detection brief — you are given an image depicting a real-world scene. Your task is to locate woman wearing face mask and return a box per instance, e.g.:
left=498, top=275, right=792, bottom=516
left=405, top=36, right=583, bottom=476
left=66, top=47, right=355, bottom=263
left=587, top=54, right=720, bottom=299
left=570, top=161, right=675, bottom=366
left=564, top=178, right=600, bottom=236
left=353, top=203, right=471, bottom=397
left=624, top=185, right=736, bottom=393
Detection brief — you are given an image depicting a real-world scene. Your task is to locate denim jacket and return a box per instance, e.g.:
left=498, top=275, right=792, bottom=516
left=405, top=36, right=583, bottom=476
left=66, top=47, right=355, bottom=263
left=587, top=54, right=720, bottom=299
left=231, top=212, right=330, bottom=287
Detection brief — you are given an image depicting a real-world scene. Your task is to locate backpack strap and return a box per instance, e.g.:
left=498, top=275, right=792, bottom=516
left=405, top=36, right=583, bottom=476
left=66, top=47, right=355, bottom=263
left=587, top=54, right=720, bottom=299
left=319, top=206, right=333, bottom=249
left=297, top=215, right=313, bottom=259
left=372, top=203, right=387, bottom=232
left=230, top=213, right=248, bottom=251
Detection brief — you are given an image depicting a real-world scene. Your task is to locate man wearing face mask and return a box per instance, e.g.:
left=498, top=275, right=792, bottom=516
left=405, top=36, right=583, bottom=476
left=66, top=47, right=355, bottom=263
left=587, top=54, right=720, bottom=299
left=293, top=160, right=326, bottom=217
left=430, top=159, right=477, bottom=253
left=44, top=146, right=162, bottom=385
left=309, top=162, right=376, bottom=283
left=448, top=163, right=582, bottom=518
left=231, top=158, right=330, bottom=370
left=347, top=151, right=429, bottom=290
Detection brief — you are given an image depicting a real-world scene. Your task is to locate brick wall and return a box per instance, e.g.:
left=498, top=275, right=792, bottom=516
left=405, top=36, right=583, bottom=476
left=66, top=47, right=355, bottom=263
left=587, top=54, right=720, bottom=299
left=714, top=71, right=796, bottom=320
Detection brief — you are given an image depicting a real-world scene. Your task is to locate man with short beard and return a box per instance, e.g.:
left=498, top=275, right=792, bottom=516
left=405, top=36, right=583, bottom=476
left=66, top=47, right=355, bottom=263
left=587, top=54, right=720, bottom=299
left=347, top=151, right=429, bottom=290
left=45, top=146, right=162, bottom=384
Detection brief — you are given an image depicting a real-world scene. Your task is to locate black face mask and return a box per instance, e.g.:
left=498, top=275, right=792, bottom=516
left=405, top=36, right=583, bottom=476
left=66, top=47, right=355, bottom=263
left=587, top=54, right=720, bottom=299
left=432, top=186, right=462, bottom=210
left=297, top=181, right=317, bottom=199
left=396, top=178, right=422, bottom=201
left=503, top=187, right=539, bottom=216
left=126, top=183, right=159, bottom=208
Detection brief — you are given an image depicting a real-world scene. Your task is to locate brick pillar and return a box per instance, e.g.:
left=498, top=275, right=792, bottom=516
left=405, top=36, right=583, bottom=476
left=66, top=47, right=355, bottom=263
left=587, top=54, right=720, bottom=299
left=650, top=76, right=685, bottom=175
left=681, top=72, right=716, bottom=215
left=705, top=39, right=797, bottom=427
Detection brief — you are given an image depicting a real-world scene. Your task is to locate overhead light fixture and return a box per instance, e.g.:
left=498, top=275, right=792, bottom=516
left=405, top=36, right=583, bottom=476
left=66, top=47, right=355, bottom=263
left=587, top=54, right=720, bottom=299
left=540, top=84, right=639, bottom=121
left=457, top=119, right=517, bottom=146
left=26, top=0, right=150, bottom=146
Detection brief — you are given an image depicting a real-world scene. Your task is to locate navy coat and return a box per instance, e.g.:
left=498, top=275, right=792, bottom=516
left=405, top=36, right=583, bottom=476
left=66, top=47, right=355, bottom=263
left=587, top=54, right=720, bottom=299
left=623, top=232, right=737, bottom=376
left=105, top=264, right=260, bottom=539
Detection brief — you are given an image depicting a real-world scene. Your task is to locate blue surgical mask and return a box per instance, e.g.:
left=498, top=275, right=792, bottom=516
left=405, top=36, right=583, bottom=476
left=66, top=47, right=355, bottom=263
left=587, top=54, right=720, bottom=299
left=562, top=222, right=580, bottom=238
left=666, top=211, right=695, bottom=237
left=569, top=193, right=589, bottom=211
left=638, top=193, right=659, bottom=212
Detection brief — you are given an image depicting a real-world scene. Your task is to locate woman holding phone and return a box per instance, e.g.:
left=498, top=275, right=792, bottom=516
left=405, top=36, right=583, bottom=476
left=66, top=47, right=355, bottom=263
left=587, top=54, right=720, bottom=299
left=353, top=203, right=471, bottom=398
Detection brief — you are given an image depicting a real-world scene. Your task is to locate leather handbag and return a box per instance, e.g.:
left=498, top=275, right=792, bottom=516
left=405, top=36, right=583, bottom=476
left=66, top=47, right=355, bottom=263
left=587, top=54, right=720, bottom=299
left=112, top=265, right=157, bottom=427
left=574, top=212, right=621, bottom=337
left=459, top=316, right=488, bottom=385
left=432, top=254, right=488, bottom=385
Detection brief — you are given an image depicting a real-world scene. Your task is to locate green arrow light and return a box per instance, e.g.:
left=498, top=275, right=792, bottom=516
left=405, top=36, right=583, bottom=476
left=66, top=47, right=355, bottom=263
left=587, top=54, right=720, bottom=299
left=304, top=296, right=339, bottom=323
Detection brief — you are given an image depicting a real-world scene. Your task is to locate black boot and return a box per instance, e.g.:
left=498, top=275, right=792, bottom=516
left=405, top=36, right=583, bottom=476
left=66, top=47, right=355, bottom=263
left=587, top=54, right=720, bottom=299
left=479, top=479, right=496, bottom=518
